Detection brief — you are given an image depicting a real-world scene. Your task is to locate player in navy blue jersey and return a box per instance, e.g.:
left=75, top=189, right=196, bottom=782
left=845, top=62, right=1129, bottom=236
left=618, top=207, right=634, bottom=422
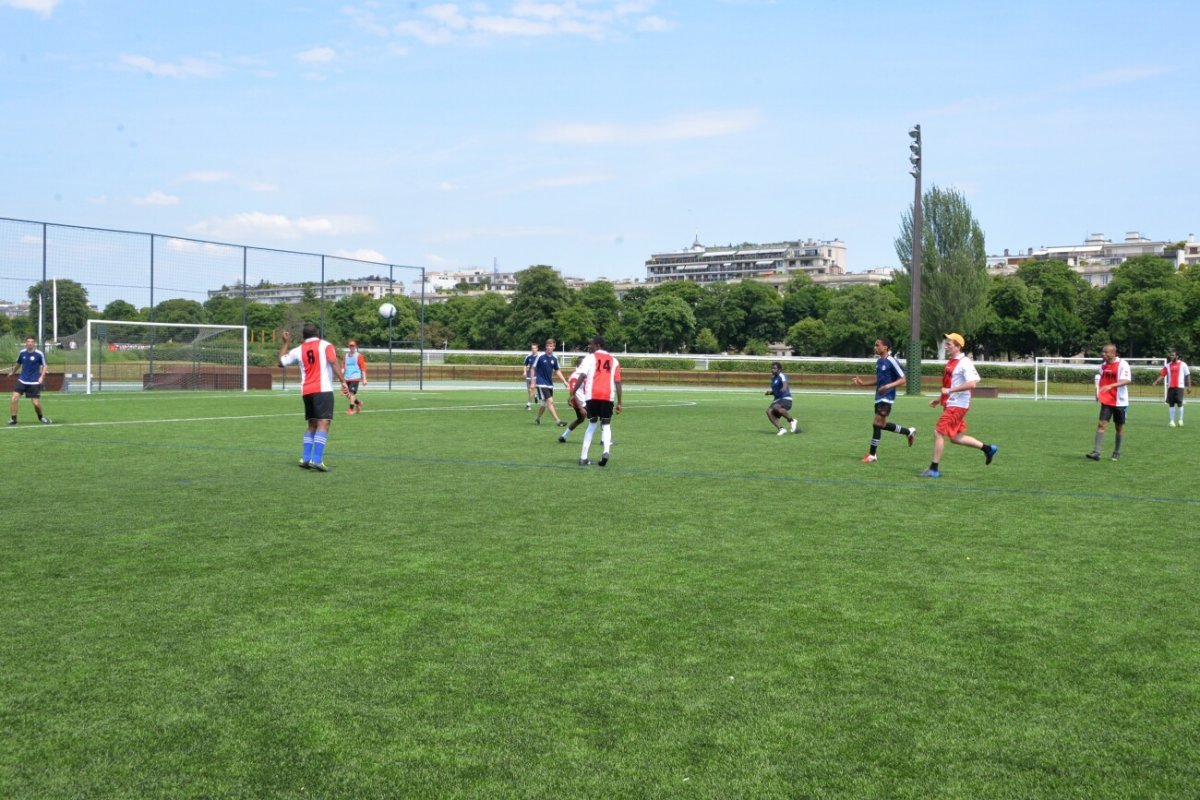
left=851, top=337, right=914, bottom=462
left=7, top=336, right=52, bottom=425
left=531, top=338, right=570, bottom=427
left=523, top=342, right=539, bottom=410
left=765, top=362, right=798, bottom=436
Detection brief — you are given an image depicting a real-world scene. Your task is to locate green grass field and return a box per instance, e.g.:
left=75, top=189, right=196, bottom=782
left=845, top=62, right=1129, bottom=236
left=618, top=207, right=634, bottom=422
left=2, top=386, right=1197, bottom=799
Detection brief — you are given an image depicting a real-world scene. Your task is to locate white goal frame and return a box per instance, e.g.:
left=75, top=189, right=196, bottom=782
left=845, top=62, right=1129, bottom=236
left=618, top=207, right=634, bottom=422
left=84, top=319, right=249, bottom=394
left=1033, top=356, right=1164, bottom=401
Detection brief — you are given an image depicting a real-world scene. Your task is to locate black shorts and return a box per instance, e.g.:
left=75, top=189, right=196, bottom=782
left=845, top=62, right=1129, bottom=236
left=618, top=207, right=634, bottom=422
left=1166, top=387, right=1185, bottom=406
left=874, top=401, right=893, bottom=418
left=1099, top=404, right=1127, bottom=426
left=536, top=386, right=554, bottom=402
left=770, top=398, right=792, bottom=412
left=586, top=399, right=615, bottom=422
left=346, top=381, right=360, bottom=394
left=15, top=382, right=41, bottom=398
left=303, top=391, right=335, bottom=421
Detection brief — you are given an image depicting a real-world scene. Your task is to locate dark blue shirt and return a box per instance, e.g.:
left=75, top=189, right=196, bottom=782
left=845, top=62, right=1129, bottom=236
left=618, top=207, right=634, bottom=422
left=874, top=354, right=905, bottom=403
left=532, top=353, right=560, bottom=387
left=770, top=372, right=791, bottom=400
left=16, top=348, right=46, bottom=384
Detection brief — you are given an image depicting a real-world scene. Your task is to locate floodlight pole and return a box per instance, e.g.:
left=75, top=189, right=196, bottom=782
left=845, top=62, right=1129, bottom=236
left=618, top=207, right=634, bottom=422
left=906, top=124, right=924, bottom=395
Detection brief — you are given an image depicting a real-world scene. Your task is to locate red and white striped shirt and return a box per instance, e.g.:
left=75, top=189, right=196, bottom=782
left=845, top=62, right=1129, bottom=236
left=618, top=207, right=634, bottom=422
left=1161, top=360, right=1190, bottom=389
left=281, top=337, right=339, bottom=395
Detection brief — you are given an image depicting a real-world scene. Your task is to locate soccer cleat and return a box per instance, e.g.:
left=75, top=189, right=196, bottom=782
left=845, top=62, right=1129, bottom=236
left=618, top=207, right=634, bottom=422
left=39, top=417, right=52, bottom=424
left=984, top=444, right=998, bottom=465
left=578, top=458, right=591, bottom=466
left=1085, top=451, right=1101, bottom=461
left=598, top=452, right=609, bottom=467
left=919, top=468, right=940, bottom=478
left=5, top=419, right=15, bottom=426
left=777, top=427, right=788, bottom=436
left=1179, top=421, right=1185, bottom=427
left=861, top=454, right=877, bottom=463
left=298, top=460, right=311, bottom=470
left=789, top=419, right=798, bottom=433
left=1111, top=453, right=1121, bottom=462
left=525, top=403, right=531, bottom=410
left=535, top=417, right=541, bottom=425
left=907, top=427, right=917, bottom=447
left=346, top=408, right=355, bottom=415
left=1169, top=421, right=1177, bottom=428
left=310, top=462, right=329, bottom=472
left=556, top=421, right=567, bottom=427
left=558, top=434, right=567, bottom=443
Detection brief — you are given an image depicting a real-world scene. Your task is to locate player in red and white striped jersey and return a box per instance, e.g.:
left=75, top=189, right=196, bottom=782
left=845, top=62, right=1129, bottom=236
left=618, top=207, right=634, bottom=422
left=279, top=324, right=349, bottom=472
left=1151, top=351, right=1191, bottom=427
left=1087, top=343, right=1132, bottom=461
left=569, top=335, right=622, bottom=467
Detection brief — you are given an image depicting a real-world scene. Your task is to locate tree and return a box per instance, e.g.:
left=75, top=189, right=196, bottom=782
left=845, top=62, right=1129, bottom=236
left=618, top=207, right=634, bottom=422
left=786, top=317, right=831, bottom=356
left=464, top=293, right=511, bottom=350
left=27, top=278, right=90, bottom=336
left=151, top=298, right=205, bottom=324
left=1016, top=260, right=1092, bottom=356
left=617, top=286, right=652, bottom=350
left=1101, top=254, right=1181, bottom=329
left=781, top=273, right=832, bottom=327
left=824, top=285, right=906, bottom=357
left=554, top=303, right=596, bottom=352
left=101, top=299, right=141, bottom=321
left=505, top=265, right=571, bottom=347
left=729, top=281, right=784, bottom=348
left=636, top=294, right=696, bottom=352
left=1109, top=287, right=1185, bottom=358
left=694, top=283, right=745, bottom=352
left=577, top=280, right=621, bottom=339
left=894, top=185, right=989, bottom=357
left=977, top=277, right=1039, bottom=359
left=693, top=327, right=720, bottom=354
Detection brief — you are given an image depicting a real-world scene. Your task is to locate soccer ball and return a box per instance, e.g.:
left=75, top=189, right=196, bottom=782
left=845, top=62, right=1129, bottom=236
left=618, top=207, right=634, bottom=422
left=379, top=302, right=397, bottom=320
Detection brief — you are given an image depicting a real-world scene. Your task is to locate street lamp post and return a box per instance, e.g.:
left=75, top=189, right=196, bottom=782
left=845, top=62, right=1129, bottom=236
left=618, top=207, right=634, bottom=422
left=906, top=124, right=924, bottom=395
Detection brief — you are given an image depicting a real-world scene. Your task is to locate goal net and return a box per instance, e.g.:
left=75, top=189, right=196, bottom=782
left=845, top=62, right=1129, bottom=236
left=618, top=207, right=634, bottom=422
left=57, top=320, right=249, bottom=393
left=1032, top=356, right=1166, bottom=401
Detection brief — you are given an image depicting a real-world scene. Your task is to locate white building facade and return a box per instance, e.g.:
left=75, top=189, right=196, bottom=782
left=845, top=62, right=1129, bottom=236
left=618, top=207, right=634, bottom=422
left=645, top=237, right=847, bottom=285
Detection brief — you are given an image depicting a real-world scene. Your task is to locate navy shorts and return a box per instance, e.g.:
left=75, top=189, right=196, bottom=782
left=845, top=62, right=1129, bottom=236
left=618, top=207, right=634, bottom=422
left=770, top=398, right=792, bottom=412
left=303, top=391, right=335, bottom=421
left=536, top=386, right=554, bottom=402
left=1099, top=404, right=1127, bottom=426
left=15, top=382, right=41, bottom=399
left=874, top=401, right=893, bottom=418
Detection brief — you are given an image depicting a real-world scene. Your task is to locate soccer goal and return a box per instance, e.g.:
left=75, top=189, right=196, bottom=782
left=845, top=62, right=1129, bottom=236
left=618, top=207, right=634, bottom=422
left=1032, top=356, right=1165, bottom=401
left=57, top=320, right=249, bottom=393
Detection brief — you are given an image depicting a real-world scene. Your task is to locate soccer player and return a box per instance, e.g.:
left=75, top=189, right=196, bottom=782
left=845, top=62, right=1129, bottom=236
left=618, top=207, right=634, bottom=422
left=523, top=342, right=539, bottom=410
left=570, top=335, right=622, bottom=466
left=557, top=368, right=589, bottom=443
left=531, top=338, right=570, bottom=427
left=7, top=336, right=52, bottom=425
left=1151, top=350, right=1191, bottom=427
left=920, top=333, right=998, bottom=478
left=279, top=324, right=349, bottom=472
left=343, top=340, right=367, bottom=415
left=851, top=337, right=914, bottom=462
left=1087, top=343, right=1132, bottom=461
left=765, top=361, right=798, bottom=436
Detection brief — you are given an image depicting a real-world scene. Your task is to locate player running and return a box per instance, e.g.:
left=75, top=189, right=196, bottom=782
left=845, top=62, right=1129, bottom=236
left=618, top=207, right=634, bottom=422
left=920, top=333, right=998, bottom=478
left=343, top=340, right=367, bottom=415
left=765, top=362, right=798, bottom=436
left=851, top=337, right=914, bottom=462
left=570, top=335, right=622, bottom=466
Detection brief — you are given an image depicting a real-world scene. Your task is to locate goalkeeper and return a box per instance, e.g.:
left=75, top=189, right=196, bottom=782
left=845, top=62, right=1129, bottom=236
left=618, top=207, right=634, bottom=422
left=343, top=340, right=367, bottom=415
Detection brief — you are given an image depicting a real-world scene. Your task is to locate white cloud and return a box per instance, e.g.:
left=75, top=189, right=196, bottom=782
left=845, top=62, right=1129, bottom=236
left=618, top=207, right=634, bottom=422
left=296, top=47, right=337, bottom=63
left=247, top=181, right=279, bottom=192
left=132, top=190, right=180, bottom=206
left=536, top=110, right=762, bottom=145
left=118, top=53, right=225, bottom=79
left=187, top=212, right=373, bottom=241
left=334, top=248, right=388, bottom=263
left=1, top=0, right=60, bottom=17
left=392, top=0, right=673, bottom=44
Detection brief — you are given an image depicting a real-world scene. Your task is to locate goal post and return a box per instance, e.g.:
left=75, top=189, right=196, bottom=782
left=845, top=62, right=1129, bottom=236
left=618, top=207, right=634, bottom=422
left=1033, top=356, right=1166, bottom=401
left=62, top=320, right=249, bottom=394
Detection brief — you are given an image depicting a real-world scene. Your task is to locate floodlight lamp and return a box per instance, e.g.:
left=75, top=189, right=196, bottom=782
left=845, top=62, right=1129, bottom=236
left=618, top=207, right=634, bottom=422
left=910, top=142, right=920, bottom=155
left=909, top=168, right=920, bottom=179
left=909, top=124, right=921, bottom=139
left=910, top=153, right=920, bottom=166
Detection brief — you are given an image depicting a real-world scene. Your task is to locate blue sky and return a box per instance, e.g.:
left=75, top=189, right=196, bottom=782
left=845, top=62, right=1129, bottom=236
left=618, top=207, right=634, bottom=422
left=2, top=0, right=1197, bottom=287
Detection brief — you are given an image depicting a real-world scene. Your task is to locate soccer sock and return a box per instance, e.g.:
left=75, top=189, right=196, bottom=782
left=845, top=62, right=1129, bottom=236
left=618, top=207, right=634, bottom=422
left=1094, top=431, right=1105, bottom=452
left=1113, top=432, right=1123, bottom=455
left=302, top=432, right=314, bottom=463
left=1180, top=406, right=1185, bottom=423
left=312, top=432, right=328, bottom=463
left=870, top=425, right=881, bottom=455
left=559, top=428, right=571, bottom=440
left=980, top=442, right=990, bottom=452
left=1169, top=406, right=1176, bottom=423
left=581, top=422, right=597, bottom=459
left=930, top=462, right=939, bottom=471
left=601, top=423, right=612, bottom=452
